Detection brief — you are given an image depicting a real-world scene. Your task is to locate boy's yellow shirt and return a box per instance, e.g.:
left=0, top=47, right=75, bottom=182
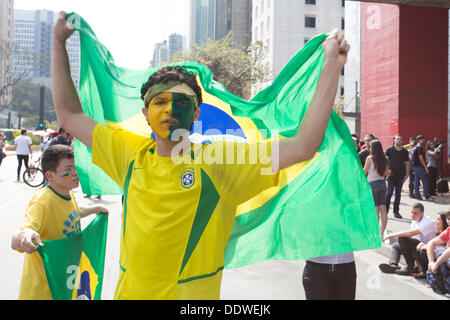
left=18, top=186, right=81, bottom=300
left=92, top=123, right=279, bottom=300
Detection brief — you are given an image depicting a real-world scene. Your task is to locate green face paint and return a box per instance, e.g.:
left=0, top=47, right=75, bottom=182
left=168, top=93, right=195, bottom=141
left=61, top=173, right=73, bottom=180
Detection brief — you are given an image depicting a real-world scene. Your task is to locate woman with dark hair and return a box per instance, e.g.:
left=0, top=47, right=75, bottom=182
left=363, top=140, right=390, bottom=236
left=414, top=212, right=449, bottom=279
left=426, top=140, right=439, bottom=196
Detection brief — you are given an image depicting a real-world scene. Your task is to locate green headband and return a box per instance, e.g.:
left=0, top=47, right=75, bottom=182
left=143, top=80, right=198, bottom=109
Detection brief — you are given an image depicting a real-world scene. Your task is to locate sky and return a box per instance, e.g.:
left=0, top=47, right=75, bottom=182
left=14, top=0, right=190, bottom=69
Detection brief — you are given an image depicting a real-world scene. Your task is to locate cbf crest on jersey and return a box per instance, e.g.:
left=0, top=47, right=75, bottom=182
left=181, top=169, right=195, bottom=189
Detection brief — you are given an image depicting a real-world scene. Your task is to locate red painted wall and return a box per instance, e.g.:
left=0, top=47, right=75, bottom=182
left=361, top=3, right=400, bottom=145
left=361, top=3, right=449, bottom=175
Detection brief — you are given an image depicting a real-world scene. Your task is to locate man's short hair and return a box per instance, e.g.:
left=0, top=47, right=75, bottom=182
left=21, top=129, right=27, bottom=135
left=416, top=135, right=425, bottom=141
left=140, top=66, right=203, bottom=108
left=412, top=202, right=424, bottom=212
left=41, top=145, right=74, bottom=174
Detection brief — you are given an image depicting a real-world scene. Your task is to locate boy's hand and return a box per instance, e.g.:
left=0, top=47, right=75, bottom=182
left=96, top=206, right=109, bottom=215
left=54, top=11, right=75, bottom=44
left=322, top=29, right=349, bottom=70
left=14, top=229, right=44, bottom=254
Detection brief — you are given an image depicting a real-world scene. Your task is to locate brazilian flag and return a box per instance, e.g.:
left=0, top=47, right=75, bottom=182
left=37, top=214, right=108, bottom=300
left=69, top=12, right=381, bottom=267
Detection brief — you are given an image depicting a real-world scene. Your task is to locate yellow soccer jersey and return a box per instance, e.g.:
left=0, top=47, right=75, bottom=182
left=92, top=123, right=279, bottom=299
left=18, top=187, right=81, bottom=300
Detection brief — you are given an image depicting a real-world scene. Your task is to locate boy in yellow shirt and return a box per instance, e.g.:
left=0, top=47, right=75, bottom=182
left=11, top=144, right=109, bottom=300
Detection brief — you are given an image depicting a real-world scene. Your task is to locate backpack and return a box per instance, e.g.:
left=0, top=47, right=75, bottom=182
left=426, top=265, right=450, bottom=295
left=437, top=178, right=449, bottom=194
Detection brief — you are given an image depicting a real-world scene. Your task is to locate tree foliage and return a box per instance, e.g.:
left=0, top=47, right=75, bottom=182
left=172, top=33, right=273, bottom=100
left=0, top=39, right=36, bottom=112
left=11, top=78, right=56, bottom=128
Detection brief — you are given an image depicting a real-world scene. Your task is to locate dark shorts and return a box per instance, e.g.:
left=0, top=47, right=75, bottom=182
left=370, top=180, right=387, bottom=206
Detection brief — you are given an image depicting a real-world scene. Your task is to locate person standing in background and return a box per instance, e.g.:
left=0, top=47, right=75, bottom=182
left=15, top=129, right=32, bottom=182
left=364, top=140, right=390, bottom=236
left=358, top=134, right=375, bottom=167
left=426, top=141, right=443, bottom=197
left=412, top=135, right=431, bottom=200
left=385, top=134, right=409, bottom=219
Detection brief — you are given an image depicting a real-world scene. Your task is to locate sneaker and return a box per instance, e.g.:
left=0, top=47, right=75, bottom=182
left=84, top=195, right=91, bottom=199
left=95, top=195, right=102, bottom=200
left=379, top=263, right=400, bottom=274
left=393, top=212, right=403, bottom=219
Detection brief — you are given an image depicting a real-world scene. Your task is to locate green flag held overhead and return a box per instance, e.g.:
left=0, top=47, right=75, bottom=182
left=69, top=11, right=381, bottom=270
left=37, top=214, right=108, bottom=300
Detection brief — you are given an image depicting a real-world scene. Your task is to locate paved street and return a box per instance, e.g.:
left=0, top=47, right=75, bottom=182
left=0, top=151, right=448, bottom=300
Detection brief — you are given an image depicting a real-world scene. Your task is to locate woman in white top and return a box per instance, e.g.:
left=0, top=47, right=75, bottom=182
left=363, top=140, right=390, bottom=236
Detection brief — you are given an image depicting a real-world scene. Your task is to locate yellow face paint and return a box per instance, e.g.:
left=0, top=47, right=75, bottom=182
left=61, top=173, right=73, bottom=180
left=147, top=92, right=195, bottom=140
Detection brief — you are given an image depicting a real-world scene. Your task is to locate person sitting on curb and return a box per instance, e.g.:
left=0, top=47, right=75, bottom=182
left=378, top=202, right=436, bottom=276
left=425, top=211, right=450, bottom=294
left=414, top=212, right=449, bottom=279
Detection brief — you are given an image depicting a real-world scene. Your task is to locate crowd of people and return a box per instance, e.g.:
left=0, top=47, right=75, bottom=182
left=352, top=132, right=450, bottom=295
left=354, top=133, right=447, bottom=219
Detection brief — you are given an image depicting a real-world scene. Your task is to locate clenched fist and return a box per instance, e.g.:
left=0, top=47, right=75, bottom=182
left=322, top=29, right=350, bottom=70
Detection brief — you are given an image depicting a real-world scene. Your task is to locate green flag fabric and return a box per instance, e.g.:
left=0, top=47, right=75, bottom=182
left=37, top=214, right=108, bottom=300
left=69, top=12, right=381, bottom=267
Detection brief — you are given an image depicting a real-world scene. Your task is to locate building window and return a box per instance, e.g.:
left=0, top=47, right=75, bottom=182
left=341, top=67, right=344, bottom=76
left=305, top=16, right=316, bottom=28
left=342, top=0, right=345, bottom=7
left=305, top=0, right=316, bottom=4
left=340, top=87, right=344, bottom=97
left=341, top=18, right=345, bottom=30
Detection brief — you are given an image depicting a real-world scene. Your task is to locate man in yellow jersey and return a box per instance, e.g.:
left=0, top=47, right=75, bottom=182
left=51, top=12, right=349, bottom=299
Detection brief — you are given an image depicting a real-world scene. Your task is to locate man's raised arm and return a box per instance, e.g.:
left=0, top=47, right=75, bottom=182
left=273, top=29, right=349, bottom=173
left=52, top=12, right=97, bottom=149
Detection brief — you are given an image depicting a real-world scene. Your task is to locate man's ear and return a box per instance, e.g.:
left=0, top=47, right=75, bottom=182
left=45, top=170, right=54, bottom=182
left=142, top=107, right=148, bottom=118
left=193, top=107, right=201, bottom=122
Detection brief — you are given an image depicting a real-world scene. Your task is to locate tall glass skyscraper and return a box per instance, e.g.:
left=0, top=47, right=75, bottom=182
left=13, top=9, right=80, bottom=88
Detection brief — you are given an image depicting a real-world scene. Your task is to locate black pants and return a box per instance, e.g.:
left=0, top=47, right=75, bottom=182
left=427, top=166, right=438, bottom=196
left=416, top=249, right=429, bottom=273
left=385, top=175, right=404, bottom=214
left=17, top=155, right=29, bottom=178
left=408, top=165, right=415, bottom=195
left=302, top=261, right=356, bottom=300
left=389, top=237, right=420, bottom=270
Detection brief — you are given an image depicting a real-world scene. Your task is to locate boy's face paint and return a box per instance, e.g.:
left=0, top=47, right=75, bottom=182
left=147, top=92, right=195, bottom=140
